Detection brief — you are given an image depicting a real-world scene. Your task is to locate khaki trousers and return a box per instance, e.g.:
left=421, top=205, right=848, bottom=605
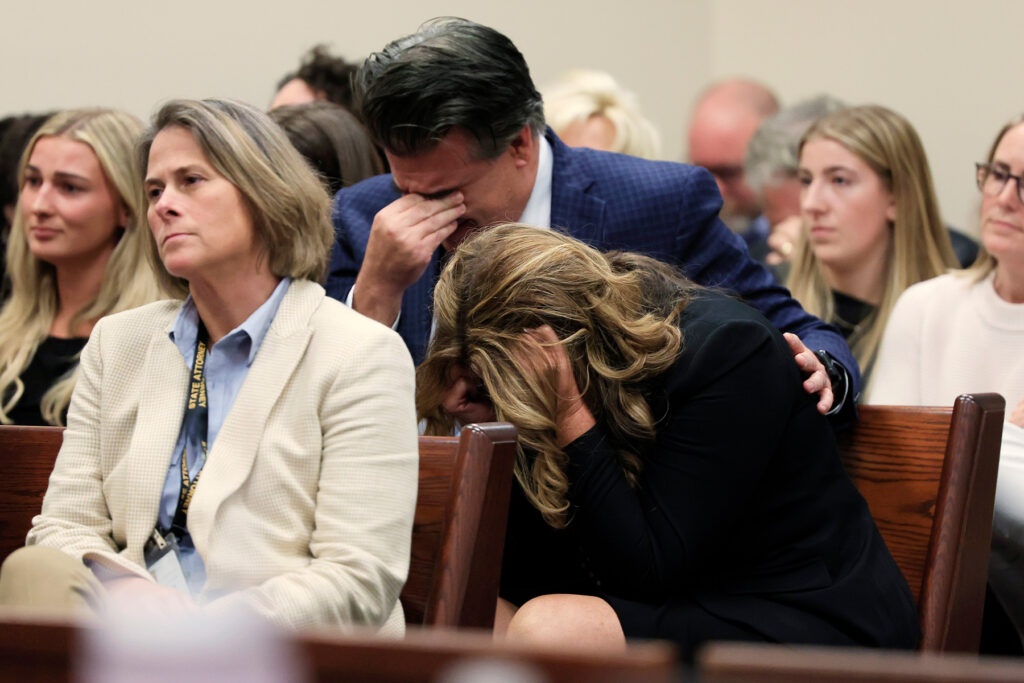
left=0, top=546, right=104, bottom=612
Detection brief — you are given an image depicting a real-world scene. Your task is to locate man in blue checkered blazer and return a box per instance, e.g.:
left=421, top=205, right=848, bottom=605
left=325, top=18, right=860, bottom=421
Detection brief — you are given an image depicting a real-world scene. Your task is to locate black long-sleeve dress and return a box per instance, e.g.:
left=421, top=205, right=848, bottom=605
left=500, top=290, right=918, bottom=656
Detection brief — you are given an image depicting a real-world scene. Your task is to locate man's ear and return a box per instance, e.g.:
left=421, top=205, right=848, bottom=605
left=508, top=125, right=536, bottom=168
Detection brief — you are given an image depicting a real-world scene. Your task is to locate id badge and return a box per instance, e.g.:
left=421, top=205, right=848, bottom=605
left=143, top=529, right=192, bottom=595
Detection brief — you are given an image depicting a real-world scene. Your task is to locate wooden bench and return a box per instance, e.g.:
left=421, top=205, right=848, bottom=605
left=834, top=393, right=1004, bottom=652
left=0, top=425, right=61, bottom=566
left=699, top=640, right=1024, bottom=683
left=0, top=422, right=518, bottom=630
left=0, top=610, right=678, bottom=683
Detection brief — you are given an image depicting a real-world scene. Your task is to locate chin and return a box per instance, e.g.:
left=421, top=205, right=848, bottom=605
left=982, top=235, right=1021, bottom=260
left=27, top=245, right=60, bottom=263
left=160, top=257, right=194, bottom=281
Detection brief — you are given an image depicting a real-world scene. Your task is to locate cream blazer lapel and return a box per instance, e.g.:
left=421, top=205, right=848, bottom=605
left=119, top=324, right=191, bottom=561
left=186, top=281, right=321, bottom=554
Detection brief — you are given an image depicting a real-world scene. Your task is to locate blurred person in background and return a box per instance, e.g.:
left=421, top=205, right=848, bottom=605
left=750, top=98, right=978, bottom=272
left=543, top=69, right=660, bottom=159
left=271, top=45, right=359, bottom=111
left=270, top=101, right=386, bottom=195
left=744, top=95, right=846, bottom=267
left=687, top=78, right=778, bottom=251
left=787, top=105, right=958, bottom=391
left=0, top=113, right=55, bottom=234
left=0, top=112, right=56, bottom=298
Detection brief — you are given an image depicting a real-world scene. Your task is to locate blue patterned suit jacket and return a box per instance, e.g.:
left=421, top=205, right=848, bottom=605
left=326, top=130, right=861, bottom=404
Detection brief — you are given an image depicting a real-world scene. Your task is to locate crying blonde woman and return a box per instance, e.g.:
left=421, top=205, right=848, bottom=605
left=417, top=223, right=918, bottom=658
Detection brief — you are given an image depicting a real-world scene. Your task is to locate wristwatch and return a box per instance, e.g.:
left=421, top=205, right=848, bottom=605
left=813, top=349, right=850, bottom=410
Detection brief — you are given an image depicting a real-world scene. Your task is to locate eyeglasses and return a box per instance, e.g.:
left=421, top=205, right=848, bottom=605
left=976, top=162, right=1024, bottom=204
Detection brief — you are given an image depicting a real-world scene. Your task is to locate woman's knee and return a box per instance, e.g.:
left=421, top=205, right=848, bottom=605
left=0, top=546, right=98, bottom=609
left=2, top=546, right=71, bottom=582
left=505, top=594, right=626, bottom=650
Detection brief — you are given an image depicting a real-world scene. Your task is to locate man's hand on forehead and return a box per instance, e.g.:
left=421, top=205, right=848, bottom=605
left=351, top=192, right=466, bottom=327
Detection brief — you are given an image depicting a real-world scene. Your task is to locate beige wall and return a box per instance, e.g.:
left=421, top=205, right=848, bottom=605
left=1, top=0, right=699, bottom=163
left=3, top=0, right=1020, bottom=235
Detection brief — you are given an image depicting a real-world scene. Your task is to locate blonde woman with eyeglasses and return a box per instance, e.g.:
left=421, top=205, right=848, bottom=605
left=869, top=115, right=1024, bottom=643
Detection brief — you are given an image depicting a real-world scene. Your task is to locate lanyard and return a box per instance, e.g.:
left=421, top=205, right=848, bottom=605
left=168, top=322, right=210, bottom=538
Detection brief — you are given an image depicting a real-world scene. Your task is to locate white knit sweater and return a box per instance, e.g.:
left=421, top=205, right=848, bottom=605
left=869, top=270, right=1024, bottom=628
left=869, top=270, right=1024, bottom=410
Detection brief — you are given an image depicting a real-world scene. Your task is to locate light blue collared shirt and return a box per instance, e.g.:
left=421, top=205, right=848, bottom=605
left=157, top=277, right=291, bottom=595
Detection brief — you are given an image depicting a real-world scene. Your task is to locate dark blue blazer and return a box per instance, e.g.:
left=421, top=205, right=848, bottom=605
left=326, top=130, right=862, bottom=401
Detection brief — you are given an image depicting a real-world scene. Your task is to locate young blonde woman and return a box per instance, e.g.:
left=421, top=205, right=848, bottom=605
left=418, top=224, right=918, bottom=657
left=0, top=109, right=164, bottom=425
left=787, top=105, right=957, bottom=390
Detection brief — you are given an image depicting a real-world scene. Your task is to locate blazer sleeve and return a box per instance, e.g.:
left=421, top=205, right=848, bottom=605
left=325, top=177, right=401, bottom=304
left=562, top=317, right=802, bottom=599
left=207, top=325, right=419, bottom=630
left=26, top=318, right=151, bottom=579
left=864, top=286, right=924, bottom=405
left=673, top=166, right=862, bottom=405
left=324, top=197, right=364, bottom=302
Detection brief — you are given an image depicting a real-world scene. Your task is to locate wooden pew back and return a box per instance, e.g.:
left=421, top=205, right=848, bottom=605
left=403, top=423, right=517, bottom=628
left=699, top=641, right=1024, bottom=683
left=0, top=611, right=678, bottom=683
left=836, top=394, right=1004, bottom=652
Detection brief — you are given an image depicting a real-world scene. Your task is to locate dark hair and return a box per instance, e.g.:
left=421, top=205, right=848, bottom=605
left=276, top=45, right=359, bottom=110
left=270, top=102, right=386, bottom=195
left=356, top=17, right=545, bottom=159
left=0, top=113, right=55, bottom=233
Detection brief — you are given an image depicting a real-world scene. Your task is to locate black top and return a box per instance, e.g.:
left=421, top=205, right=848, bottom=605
left=7, top=336, right=86, bottom=425
left=948, top=228, right=979, bottom=269
left=500, top=291, right=918, bottom=652
left=832, top=290, right=875, bottom=341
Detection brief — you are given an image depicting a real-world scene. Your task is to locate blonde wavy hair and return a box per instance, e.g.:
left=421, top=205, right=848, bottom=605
left=543, top=69, right=661, bottom=159
left=963, top=113, right=1024, bottom=284
left=137, top=99, right=334, bottom=297
left=0, top=109, right=166, bottom=425
left=787, top=105, right=957, bottom=383
left=417, top=224, right=695, bottom=527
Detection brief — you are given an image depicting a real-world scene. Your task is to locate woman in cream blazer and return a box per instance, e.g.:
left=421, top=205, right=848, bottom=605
left=0, top=99, right=418, bottom=633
